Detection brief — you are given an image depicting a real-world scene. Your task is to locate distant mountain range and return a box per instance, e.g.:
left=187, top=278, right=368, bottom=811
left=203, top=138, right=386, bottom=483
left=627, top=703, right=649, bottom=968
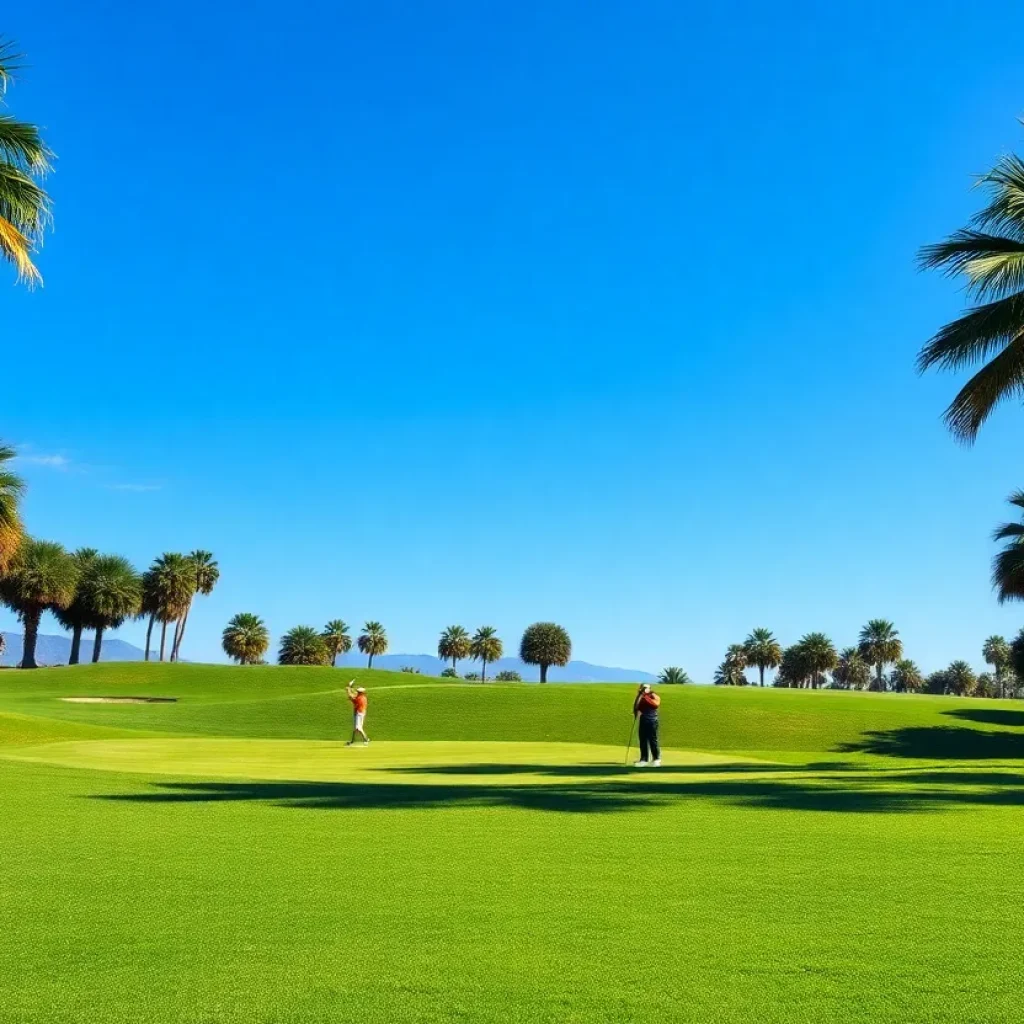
left=0, top=632, right=655, bottom=682
left=0, top=632, right=147, bottom=667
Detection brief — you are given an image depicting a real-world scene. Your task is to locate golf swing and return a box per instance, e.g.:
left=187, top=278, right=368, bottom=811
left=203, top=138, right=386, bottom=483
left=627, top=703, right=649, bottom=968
left=631, top=683, right=661, bottom=767
left=345, top=680, right=370, bottom=746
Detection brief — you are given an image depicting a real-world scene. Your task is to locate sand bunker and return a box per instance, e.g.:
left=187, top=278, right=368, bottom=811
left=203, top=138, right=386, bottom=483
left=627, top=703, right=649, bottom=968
left=60, top=696, right=177, bottom=704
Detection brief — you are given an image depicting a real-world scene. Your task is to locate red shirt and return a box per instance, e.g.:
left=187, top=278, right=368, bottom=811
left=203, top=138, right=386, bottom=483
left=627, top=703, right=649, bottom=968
left=349, top=692, right=367, bottom=714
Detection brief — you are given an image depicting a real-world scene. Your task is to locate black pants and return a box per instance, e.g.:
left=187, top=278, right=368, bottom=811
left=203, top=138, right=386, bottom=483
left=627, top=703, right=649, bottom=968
left=638, top=716, right=660, bottom=761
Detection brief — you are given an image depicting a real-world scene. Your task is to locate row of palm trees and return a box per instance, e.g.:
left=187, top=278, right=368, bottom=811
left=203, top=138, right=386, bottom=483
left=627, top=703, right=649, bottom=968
left=220, top=617, right=574, bottom=681
left=694, top=621, right=1022, bottom=698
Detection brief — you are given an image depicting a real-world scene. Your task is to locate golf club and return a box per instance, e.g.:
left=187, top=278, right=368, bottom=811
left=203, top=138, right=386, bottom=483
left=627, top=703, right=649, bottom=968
left=624, top=715, right=637, bottom=766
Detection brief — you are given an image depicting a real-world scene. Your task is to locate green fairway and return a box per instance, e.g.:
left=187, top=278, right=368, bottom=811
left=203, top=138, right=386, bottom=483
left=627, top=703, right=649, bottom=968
left=1, top=665, right=1023, bottom=1023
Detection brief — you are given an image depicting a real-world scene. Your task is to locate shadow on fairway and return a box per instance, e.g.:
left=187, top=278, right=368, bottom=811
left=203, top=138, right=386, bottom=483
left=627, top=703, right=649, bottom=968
left=837, top=726, right=1024, bottom=760
left=373, top=762, right=810, bottom=778
left=944, top=708, right=1024, bottom=728
left=93, top=769, right=1024, bottom=815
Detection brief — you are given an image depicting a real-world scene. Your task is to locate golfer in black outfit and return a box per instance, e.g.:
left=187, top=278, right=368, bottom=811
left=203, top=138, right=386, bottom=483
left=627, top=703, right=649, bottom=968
left=633, top=684, right=661, bottom=767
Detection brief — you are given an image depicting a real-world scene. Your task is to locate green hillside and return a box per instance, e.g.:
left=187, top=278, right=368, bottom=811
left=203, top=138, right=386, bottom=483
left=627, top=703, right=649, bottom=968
left=1, top=663, right=1022, bottom=1023
left=2, top=661, right=1020, bottom=759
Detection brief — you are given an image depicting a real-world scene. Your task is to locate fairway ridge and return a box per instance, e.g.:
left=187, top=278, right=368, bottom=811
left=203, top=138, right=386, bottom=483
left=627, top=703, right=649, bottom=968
left=1, top=664, right=1023, bottom=1023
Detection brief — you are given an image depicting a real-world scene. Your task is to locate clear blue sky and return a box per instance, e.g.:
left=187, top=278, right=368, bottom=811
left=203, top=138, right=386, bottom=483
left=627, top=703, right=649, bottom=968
left=4, top=0, right=1024, bottom=677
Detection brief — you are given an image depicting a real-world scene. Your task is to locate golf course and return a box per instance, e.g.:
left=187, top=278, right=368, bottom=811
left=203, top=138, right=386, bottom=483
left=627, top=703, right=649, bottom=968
left=0, top=664, right=1021, bottom=1023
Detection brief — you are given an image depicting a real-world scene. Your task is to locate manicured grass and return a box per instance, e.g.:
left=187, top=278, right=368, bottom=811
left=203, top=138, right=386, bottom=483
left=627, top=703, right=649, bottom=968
left=1, top=664, right=1022, bottom=1022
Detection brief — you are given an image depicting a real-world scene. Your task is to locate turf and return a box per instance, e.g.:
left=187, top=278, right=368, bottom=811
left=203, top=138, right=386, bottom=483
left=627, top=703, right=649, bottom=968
left=1, top=665, right=1023, bottom=1023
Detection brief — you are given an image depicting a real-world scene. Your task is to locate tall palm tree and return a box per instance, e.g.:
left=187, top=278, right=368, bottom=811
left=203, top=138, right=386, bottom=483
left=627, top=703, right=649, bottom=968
left=222, top=613, right=270, bottom=665
left=470, top=626, right=503, bottom=683
left=945, top=660, right=978, bottom=697
left=889, top=659, right=923, bottom=693
left=437, top=625, right=471, bottom=675
left=743, top=628, right=782, bottom=687
left=171, top=550, right=219, bottom=662
left=321, top=620, right=352, bottom=668
left=991, top=491, right=1024, bottom=604
left=519, top=622, right=571, bottom=683
left=0, top=42, right=53, bottom=286
left=833, top=648, right=871, bottom=691
left=50, top=548, right=98, bottom=664
left=278, top=626, right=329, bottom=666
left=858, top=620, right=902, bottom=692
left=658, top=667, right=691, bottom=685
left=800, top=632, right=838, bottom=689
left=148, top=554, right=194, bottom=662
left=982, top=635, right=1011, bottom=698
left=0, top=539, right=79, bottom=668
left=713, top=658, right=746, bottom=686
left=79, top=555, right=143, bottom=662
left=358, top=621, right=388, bottom=668
left=0, top=443, right=25, bottom=571
left=776, top=644, right=811, bottom=688
left=917, top=152, right=1024, bottom=443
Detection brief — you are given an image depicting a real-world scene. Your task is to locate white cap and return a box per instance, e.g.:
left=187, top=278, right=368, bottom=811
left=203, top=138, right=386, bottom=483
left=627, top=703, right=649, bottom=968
left=356, top=687, right=366, bottom=693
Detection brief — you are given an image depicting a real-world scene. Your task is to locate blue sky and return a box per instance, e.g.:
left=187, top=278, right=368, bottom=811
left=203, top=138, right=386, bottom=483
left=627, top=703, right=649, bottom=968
left=4, top=0, right=1024, bottom=677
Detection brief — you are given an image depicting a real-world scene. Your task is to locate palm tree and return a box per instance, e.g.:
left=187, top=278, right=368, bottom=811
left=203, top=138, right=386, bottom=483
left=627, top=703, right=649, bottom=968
left=832, top=648, right=871, bottom=691
left=713, top=659, right=746, bottom=686
left=0, top=42, right=53, bottom=286
left=743, top=627, right=782, bottom=687
left=800, top=632, right=838, bottom=689
left=0, top=539, right=79, bottom=668
left=890, top=658, right=924, bottom=693
left=975, top=672, right=996, bottom=699
left=0, top=443, right=25, bottom=571
left=321, top=620, right=352, bottom=668
left=470, top=626, right=503, bottom=683
left=222, top=613, right=270, bottom=665
left=519, top=622, right=572, bottom=683
left=437, top=625, right=471, bottom=675
left=945, top=660, right=977, bottom=697
left=918, top=152, right=1024, bottom=442
left=858, top=620, right=902, bottom=692
left=51, top=548, right=98, bottom=665
left=171, top=550, right=219, bottom=662
left=982, top=635, right=1012, bottom=698
left=358, top=621, right=388, bottom=668
left=658, top=667, right=691, bottom=685
left=78, top=555, right=143, bottom=662
left=148, top=554, right=194, bottom=662
left=775, top=644, right=811, bottom=688
left=278, top=626, right=329, bottom=666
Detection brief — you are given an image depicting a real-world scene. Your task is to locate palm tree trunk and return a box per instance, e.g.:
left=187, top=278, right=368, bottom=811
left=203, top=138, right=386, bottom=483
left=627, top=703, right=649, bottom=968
left=759, top=665, right=765, bottom=687
left=172, top=601, right=192, bottom=662
left=160, top=620, right=168, bottom=662
left=145, top=614, right=155, bottom=662
left=540, top=664, right=548, bottom=683
left=92, top=626, right=104, bottom=664
left=21, top=607, right=41, bottom=669
left=332, top=651, right=338, bottom=668
left=482, top=658, right=487, bottom=683
left=368, top=652, right=373, bottom=669
left=876, top=664, right=883, bottom=692
left=452, top=656, right=457, bottom=673
left=69, top=623, right=84, bottom=665
left=170, top=617, right=181, bottom=662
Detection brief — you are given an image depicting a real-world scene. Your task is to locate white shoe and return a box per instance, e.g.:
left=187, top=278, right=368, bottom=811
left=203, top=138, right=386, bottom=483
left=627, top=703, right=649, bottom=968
left=633, top=760, right=648, bottom=767
left=363, top=739, right=370, bottom=746
left=651, top=759, right=661, bottom=767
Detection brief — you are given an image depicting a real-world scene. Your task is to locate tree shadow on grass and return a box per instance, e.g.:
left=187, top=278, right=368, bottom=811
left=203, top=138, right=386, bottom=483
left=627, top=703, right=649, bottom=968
left=944, top=708, right=1024, bottom=729
left=373, top=762, right=811, bottom=779
left=837, top=726, right=1024, bottom=760
left=91, top=769, right=1024, bottom=816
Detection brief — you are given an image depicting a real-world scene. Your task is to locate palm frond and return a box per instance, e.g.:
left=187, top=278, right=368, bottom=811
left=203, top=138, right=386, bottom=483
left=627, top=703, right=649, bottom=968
left=0, top=39, right=23, bottom=91
left=917, top=292, right=1024, bottom=373
left=0, top=115, right=51, bottom=173
left=972, top=154, right=1024, bottom=237
left=917, top=230, right=1024, bottom=299
left=940, top=335, right=1024, bottom=442
left=0, top=214, right=39, bottom=284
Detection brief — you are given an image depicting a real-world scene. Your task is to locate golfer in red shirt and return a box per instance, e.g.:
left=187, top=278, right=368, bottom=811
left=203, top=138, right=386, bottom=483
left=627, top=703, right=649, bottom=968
left=345, top=681, right=370, bottom=746
left=632, top=684, right=661, bottom=766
